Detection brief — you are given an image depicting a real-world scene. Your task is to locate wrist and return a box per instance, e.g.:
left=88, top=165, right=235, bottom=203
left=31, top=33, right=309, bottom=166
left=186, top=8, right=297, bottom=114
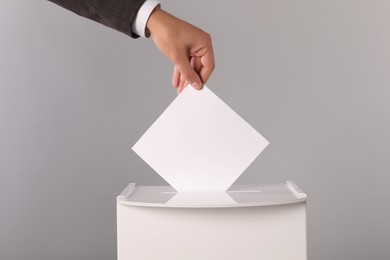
left=147, top=7, right=171, bottom=36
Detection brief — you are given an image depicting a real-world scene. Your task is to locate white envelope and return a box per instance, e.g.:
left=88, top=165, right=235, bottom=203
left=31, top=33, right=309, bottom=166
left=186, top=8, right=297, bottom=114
left=132, top=85, right=269, bottom=192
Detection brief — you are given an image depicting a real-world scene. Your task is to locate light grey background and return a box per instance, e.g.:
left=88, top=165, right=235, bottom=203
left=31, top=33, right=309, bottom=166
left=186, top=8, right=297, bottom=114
left=1, top=0, right=389, bottom=259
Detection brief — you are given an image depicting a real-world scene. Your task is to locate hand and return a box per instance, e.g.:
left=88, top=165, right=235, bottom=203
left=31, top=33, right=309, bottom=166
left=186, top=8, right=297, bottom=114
left=147, top=7, right=215, bottom=94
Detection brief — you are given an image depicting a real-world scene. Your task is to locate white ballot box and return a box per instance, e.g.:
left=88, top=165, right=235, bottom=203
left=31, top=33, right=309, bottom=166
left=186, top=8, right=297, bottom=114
left=117, top=181, right=307, bottom=260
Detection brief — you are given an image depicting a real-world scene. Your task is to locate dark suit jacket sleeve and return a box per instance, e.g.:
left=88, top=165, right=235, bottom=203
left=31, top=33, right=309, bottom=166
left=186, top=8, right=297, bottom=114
left=48, top=0, right=146, bottom=38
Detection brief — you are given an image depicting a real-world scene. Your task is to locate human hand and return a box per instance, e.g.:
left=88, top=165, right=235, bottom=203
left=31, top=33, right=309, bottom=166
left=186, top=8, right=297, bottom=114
left=146, top=7, right=215, bottom=94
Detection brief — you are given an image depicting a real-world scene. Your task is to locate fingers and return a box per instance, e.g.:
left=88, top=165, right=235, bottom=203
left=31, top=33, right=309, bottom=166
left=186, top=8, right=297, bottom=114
left=198, top=48, right=215, bottom=84
left=173, top=51, right=202, bottom=91
left=171, top=36, right=215, bottom=94
left=172, top=66, right=188, bottom=94
left=172, top=66, right=180, bottom=88
left=172, top=55, right=213, bottom=94
left=172, top=65, right=189, bottom=93
left=177, top=84, right=184, bottom=95
left=191, top=44, right=215, bottom=84
left=179, top=75, right=186, bottom=90
left=191, top=56, right=202, bottom=73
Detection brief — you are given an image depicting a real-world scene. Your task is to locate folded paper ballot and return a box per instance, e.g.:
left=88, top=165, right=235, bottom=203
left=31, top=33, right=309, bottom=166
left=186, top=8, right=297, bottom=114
left=132, top=85, right=269, bottom=192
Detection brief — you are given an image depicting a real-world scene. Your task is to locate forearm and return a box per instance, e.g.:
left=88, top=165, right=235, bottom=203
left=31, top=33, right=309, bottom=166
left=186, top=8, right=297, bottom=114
left=47, top=0, right=146, bottom=38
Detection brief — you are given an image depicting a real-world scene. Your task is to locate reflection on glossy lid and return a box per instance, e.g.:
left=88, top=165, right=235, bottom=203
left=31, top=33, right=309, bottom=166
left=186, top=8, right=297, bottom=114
left=117, top=181, right=306, bottom=208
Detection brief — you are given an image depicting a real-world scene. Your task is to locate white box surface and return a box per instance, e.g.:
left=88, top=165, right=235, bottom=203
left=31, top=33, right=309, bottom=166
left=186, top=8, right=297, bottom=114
left=117, top=182, right=307, bottom=260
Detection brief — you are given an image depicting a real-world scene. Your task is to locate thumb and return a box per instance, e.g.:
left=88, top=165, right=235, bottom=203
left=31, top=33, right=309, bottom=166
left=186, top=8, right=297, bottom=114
left=174, top=52, right=202, bottom=90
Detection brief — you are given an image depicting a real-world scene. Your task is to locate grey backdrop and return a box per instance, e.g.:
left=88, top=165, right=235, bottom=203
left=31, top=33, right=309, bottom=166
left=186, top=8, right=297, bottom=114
left=1, top=0, right=389, bottom=259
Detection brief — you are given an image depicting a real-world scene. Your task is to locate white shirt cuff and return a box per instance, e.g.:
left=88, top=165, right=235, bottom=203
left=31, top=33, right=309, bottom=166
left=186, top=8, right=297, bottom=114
left=132, top=0, right=160, bottom=38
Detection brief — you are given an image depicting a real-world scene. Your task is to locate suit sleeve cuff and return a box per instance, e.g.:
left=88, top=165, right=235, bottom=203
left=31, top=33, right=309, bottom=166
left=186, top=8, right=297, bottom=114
left=132, top=0, right=160, bottom=38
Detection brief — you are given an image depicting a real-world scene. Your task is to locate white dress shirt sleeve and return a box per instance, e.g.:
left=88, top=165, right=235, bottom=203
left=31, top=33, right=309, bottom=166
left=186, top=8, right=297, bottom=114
left=132, top=0, right=160, bottom=38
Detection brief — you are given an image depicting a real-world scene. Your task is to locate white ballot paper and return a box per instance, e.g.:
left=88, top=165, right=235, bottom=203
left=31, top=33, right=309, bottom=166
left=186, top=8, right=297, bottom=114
left=132, top=85, right=269, bottom=192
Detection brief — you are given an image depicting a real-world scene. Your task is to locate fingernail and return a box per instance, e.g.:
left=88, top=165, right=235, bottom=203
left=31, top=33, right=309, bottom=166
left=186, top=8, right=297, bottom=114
left=191, top=82, right=202, bottom=90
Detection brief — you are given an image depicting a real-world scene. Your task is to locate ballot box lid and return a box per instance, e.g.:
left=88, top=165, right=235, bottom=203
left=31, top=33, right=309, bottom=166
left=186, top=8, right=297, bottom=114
left=117, top=181, right=306, bottom=208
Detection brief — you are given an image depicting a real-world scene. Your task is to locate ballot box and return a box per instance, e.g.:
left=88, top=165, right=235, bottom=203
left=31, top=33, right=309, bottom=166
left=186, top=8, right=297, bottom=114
left=117, top=181, right=307, bottom=260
